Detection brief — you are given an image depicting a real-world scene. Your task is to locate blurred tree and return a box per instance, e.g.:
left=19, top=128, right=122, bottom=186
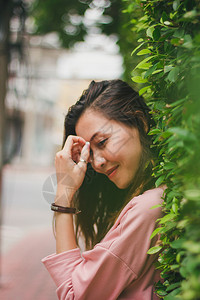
left=0, top=0, right=27, bottom=161
left=31, top=0, right=120, bottom=47
left=0, top=0, right=27, bottom=283
left=31, top=0, right=138, bottom=82
left=30, top=0, right=89, bottom=48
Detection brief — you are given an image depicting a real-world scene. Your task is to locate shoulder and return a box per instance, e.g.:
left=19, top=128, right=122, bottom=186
left=132, top=186, right=165, bottom=209
left=106, top=187, right=165, bottom=273
left=120, top=186, right=165, bottom=226
left=99, top=186, right=165, bottom=250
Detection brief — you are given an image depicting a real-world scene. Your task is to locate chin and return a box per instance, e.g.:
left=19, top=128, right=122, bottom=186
left=114, top=180, right=129, bottom=190
left=115, top=175, right=136, bottom=190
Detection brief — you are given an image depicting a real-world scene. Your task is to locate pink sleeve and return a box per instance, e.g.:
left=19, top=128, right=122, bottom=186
left=42, top=245, right=137, bottom=300
left=108, top=189, right=164, bottom=277
left=42, top=187, right=164, bottom=300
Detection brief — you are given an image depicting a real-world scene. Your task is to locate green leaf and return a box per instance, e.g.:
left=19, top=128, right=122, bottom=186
left=171, top=38, right=180, bottom=46
left=159, top=213, right=176, bottom=224
left=160, top=11, right=169, bottom=23
left=152, top=69, right=163, bottom=75
left=169, top=98, right=186, bottom=107
left=134, top=56, right=154, bottom=70
left=170, top=264, right=180, bottom=270
left=131, top=76, right=148, bottom=83
left=131, top=42, right=145, bottom=55
left=157, top=290, right=168, bottom=296
left=137, top=62, right=152, bottom=70
left=147, top=245, right=162, bottom=255
left=167, top=67, right=180, bottom=82
left=184, top=241, right=200, bottom=253
left=150, top=227, right=163, bottom=239
left=139, top=15, right=148, bottom=22
left=164, top=288, right=182, bottom=299
left=146, top=26, right=155, bottom=39
left=139, top=85, right=151, bottom=95
left=162, top=222, right=177, bottom=233
left=170, top=238, right=185, bottom=249
left=168, top=127, right=195, bottom=141
left=177, top=219, right=188, bottom=229
left=184, top=189, right=200, bottom=201
left=172, top=203, right=178, bottom=214
left=183, top=34, right=193, bottom=49
left=144, top=64, right=159, bottom=78
left=164, top=65, right=174, bottom=73
left=150, top=204, right=162, bottom=210
left=155, top=175, right=165, bottom=187
left=148, top=129, right=161, bottom=135
left=173, top=28, right=184, bottom=38
left=183, top=10, right=197, bottom=20
left=173, top=0, right=180, bottom=11
left=160, top=131, right=172, bottom=138
left=179, top=267, right=187, bottom=278
left=137, top=49, right=151, bottom=56
left=176, top=251, right=185, bottom=263
left=163, top=162, right=176, bottom=170
left=164, top=21, right=172, bottom=26
left=166, top=282, right=181, bottom=292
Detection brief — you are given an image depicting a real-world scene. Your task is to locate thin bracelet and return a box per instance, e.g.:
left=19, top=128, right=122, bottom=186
left=51, top=203, right=81, bottom=214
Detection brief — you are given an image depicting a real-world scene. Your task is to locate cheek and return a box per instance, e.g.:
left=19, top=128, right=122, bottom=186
left=105, top=139, right=123, bottom=160
left=104, top=146, right=119, bottom=161
left=132, top=149, right=142, bottom=169
left=125, top=142, right=142, bottom=167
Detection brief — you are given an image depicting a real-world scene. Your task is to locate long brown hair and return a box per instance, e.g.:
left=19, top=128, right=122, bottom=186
left=62, top=80, right=156, bottom=249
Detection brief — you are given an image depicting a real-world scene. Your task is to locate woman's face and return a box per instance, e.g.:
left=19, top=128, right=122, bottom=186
left=75, top=109, right=142, bottom=189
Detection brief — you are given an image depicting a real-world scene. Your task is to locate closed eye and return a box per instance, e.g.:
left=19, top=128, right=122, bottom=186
left=89, top=138, right=108, bottom=163
left=97, top=138, right=108, bottom=147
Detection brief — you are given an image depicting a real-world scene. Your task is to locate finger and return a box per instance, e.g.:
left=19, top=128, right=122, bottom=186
left=72, top=141, right=85, bottom=162
left=72, top=143, right=82, bottom=154
left=72, top=150, right=81, bottom=163
left=78, top=142, right=90, bottom=166
left=63, top=135, right=86, bottom=156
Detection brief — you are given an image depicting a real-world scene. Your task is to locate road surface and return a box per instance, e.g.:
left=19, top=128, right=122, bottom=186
left=0, top=164, right=58, bottom=300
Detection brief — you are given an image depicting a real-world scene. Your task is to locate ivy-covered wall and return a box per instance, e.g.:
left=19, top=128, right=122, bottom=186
left=122, top=0, right=200, bottom=299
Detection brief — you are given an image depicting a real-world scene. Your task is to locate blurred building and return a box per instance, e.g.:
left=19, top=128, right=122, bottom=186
left=5, top=34, right=123, bottom=167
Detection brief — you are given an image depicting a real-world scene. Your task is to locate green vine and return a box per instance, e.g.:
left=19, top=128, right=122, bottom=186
left=122, top=0, right=200, bottom=299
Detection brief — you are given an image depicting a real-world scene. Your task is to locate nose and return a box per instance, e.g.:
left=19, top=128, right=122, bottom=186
left=91, top=151, right=106, bottom=172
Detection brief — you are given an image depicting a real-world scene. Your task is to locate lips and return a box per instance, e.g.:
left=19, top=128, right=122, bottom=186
left=106, top=165, right=119, bottom=177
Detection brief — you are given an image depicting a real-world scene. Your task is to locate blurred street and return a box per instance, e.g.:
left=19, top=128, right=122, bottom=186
left=0, top=164, right=58, bottom=300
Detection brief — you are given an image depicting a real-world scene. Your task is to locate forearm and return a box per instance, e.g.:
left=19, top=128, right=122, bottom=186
left=55, top=187, right=78, bottom=254
left=55, top=213, right=77, bottom=254
left=53, top=136, right=90, bottom=254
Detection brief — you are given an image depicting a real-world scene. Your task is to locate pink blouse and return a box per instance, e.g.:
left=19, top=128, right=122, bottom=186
left=42, top=187, right=165, bottom=299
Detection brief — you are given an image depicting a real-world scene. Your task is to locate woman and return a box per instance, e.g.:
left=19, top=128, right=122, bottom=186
left=42, top=80, right=165, bottom=299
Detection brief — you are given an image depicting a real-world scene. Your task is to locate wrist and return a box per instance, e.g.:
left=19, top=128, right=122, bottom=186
left=55, top=186, right=76, bottom=206
left=51, top=203, right=80, bottom=214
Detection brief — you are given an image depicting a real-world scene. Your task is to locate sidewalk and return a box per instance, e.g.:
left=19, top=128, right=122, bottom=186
left=0, top=227, right=57, bottom=300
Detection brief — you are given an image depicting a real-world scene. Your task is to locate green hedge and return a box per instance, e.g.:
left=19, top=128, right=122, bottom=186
left=122, top=0, right=200, bottom=299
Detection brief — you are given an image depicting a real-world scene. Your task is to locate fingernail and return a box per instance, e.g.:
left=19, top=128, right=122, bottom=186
left=86, top=142, right=90, bottom=147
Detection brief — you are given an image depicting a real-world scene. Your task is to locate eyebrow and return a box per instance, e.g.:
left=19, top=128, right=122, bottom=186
left=90, top=131, right=103, bottom=142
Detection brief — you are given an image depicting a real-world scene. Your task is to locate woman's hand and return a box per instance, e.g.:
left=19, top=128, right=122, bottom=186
left=54, top=135, right=90, bottom=206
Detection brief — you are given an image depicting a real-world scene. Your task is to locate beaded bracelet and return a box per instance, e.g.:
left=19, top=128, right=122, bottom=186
left=51, top=203, right=81, bottom=214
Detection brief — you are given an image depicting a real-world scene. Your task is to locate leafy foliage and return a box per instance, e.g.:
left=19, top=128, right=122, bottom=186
left=123, top=0, right=200, bottom=298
